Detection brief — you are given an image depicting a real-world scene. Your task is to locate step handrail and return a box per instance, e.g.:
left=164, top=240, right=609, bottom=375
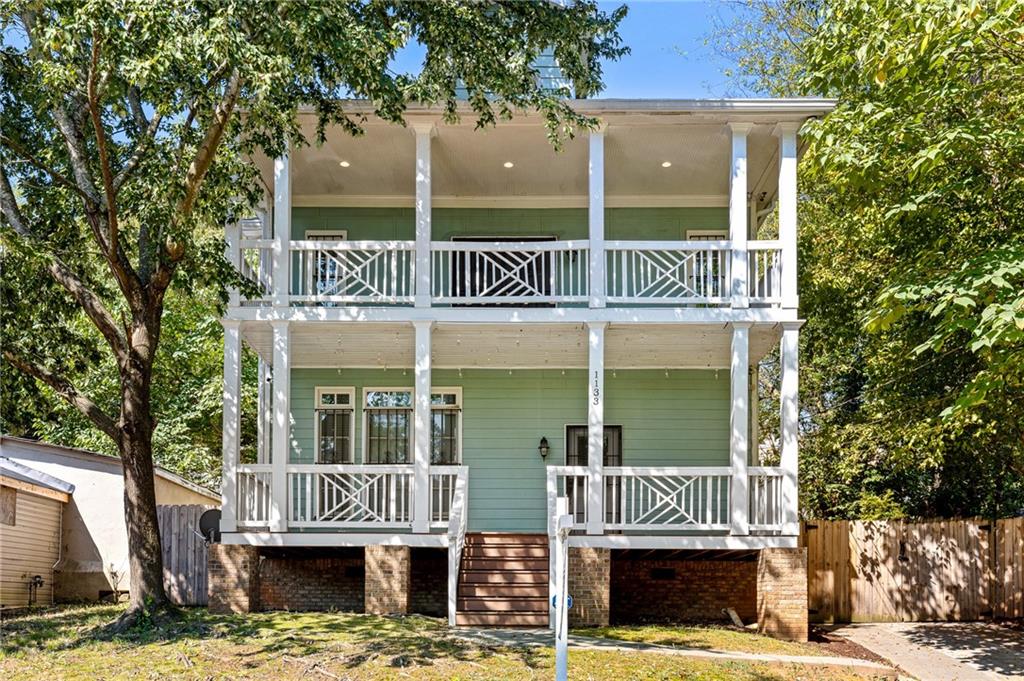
left=447, top=466, right=469, bottom=626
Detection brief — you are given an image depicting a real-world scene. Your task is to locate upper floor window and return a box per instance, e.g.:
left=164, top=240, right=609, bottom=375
left=362, top=388, right=462, bottom=465
left=686, top=229, right=727, bottom=241
left=315, top=387, right=354, bottom=464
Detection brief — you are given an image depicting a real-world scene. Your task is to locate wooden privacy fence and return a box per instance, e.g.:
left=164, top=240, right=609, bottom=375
left=802, top=517, right=1023, bottom=623
left=157, top=505, right=214, bottom=606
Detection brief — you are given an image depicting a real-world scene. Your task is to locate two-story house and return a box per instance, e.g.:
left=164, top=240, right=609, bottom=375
left=208, top=97, right=834, bottom=641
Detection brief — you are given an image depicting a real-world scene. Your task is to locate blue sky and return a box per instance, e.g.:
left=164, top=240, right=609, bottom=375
left=597, top=1, right=739, bottom=98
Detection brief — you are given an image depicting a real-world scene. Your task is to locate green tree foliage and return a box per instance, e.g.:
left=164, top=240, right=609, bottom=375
left=721, top=0, right=1024, bottom=519
left=0, top=0, right=626, bottom=622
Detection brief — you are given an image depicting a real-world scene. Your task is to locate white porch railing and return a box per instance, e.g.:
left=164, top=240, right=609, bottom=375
left=237, top=238, right=274, bottom=306
left=748, top=466, right=785, bottom=531
left=430, top=240, right=589, bottom=304
left=749, top=240, right=782, bottom=303
left=236, top=464, right=273, bottom=527
left=290, top=240, right=416, bottom=305
left=429, top=465, right=463, bottom=527
left=287, top=464, right=414, bottom=528
left=231, top=236, right=788, bottom=308
left=605, top=241, right=732, bottom=304
left=604, top=467, right=731, bottom=531
left=546, top=466, right=589, bottom=530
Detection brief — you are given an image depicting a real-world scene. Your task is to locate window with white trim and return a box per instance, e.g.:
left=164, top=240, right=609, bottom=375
left=430, top=389, right=462, bottom=465
left=315, top=387, right=354, bottom=464
left=364, top=388, right=412, bottom=464
left=362, top=388, right=462, bottom=465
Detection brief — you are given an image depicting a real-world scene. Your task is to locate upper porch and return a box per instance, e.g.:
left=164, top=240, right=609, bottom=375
left=225, top=100, right=831, bottom=317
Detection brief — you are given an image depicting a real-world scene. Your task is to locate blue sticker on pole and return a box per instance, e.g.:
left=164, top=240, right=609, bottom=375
left=566, top=595, right=573, bottom=610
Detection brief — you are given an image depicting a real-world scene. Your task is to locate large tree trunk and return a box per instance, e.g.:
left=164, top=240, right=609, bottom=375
left=114, top=315, right=171, bottom=623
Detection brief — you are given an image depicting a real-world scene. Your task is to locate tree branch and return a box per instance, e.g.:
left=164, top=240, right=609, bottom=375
left=1, top=164, right=129, bottom=362
left=3, top=350, right=120, bottom=441
left=114, top=93, right=163, bottom=193
left=19, top=10, right=103, bottom=208
left=87, top=32, right=119, bottom=250
left=0, top=135, right=92, bottom=202
left=176, top=68, right=242, bottom=217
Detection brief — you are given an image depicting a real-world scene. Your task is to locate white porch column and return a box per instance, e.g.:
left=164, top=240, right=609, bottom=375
left=588, top=125, right=606, bottom=308
left=413, top=124, right=434, bottom=308
left=780, top=321, right=801, bottom=535
left=412, top=320, right=433, bottom=533
left=586, top=321, right=607, bottom=535
left=730, top=321, right=751, bottom=536
left=272, top=148, right=291, bottom=307
left=776, top=122, right=800, bottom=310
left=728, top=123, right=753, bottom=309
left=219, top=320, right=242, bottom=533
left=270, top=320, right=290, bottom=532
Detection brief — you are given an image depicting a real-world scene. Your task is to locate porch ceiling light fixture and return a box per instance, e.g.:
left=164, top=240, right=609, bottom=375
left=538, top=436, right=550, bottom=460
left=338, top=160, right=351, bottom=168
left=660, top=160, right=672, bottom=168
left=503, top=161, right=515, bottom=168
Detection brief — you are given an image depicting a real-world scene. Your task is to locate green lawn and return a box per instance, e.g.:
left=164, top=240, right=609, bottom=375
left=582, top=623, right=826, bottom=656
left=1, top=605, right=875, bottom=680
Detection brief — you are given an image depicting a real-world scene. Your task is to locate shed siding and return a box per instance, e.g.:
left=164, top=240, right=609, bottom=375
left=289, top=368, right=729, bottom=532
left=0, top=487, right=62, bottom=608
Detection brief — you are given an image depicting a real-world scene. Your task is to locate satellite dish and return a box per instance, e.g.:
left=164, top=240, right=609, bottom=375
left=199, top=508, right=222, bottom=543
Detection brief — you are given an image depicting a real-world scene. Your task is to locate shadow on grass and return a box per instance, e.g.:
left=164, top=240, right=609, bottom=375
left=0, top=604, right=548, bottom=672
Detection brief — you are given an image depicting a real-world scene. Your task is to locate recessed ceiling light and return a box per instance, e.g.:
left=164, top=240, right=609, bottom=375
left=661, top=161, right=672, bottom=168
left=503, top=161, right=514, bottom=168
left=338, top=160, right=351, bottom=168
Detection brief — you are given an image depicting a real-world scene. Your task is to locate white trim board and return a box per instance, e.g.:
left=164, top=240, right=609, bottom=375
left=221, top=531, right=450, bottom=548
left=290, top=194, right=729, bottom=209
left=566, top=534, right=798, bottom=550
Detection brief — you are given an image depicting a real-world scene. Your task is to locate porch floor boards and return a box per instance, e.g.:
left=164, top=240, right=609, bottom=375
left=455, top=533, right=549, bottom=627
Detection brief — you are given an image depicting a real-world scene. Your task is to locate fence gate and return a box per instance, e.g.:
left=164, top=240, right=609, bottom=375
left=803, top=518, right=1022, bottom=623
left=157, top=505, right=213, bottom=606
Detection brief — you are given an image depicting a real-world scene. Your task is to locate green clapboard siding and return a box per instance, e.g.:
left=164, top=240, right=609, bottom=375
left=291, top=207, right=728, bottom=241
left=289, top=368, right=729, bottom=533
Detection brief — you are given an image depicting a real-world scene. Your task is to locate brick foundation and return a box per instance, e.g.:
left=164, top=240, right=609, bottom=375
left=757, top=547, right=808, bottom=641
left=365, top=545, right=410, bottom=615
left=610, top=554, right=757, bottom=624
left=409, top=548, right=447, bottom=617
left=208, top=544, right=260, bottom=614
left=568, top=547, right=610, bottom=627
left=259, top=549, right=364, bottom=612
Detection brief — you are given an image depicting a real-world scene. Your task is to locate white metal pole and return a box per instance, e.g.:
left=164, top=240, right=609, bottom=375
left=414, top=125, right=433, bottom=308
left=776, top=122, right=800, bottom=310
left=219, top=319, right=242, bottom=533
left=270, top=319, right=290, bottom=532
left=553, top=496, right=572, bottom=681
left=586, top=322, right=606, bottom=535
left=780, top=321, right=801, bottom=535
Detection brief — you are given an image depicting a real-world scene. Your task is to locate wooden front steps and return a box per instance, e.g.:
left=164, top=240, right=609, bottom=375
left=455, top=533, right=549, bottom=627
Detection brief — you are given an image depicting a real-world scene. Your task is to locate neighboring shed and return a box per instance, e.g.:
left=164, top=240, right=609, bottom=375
left=0, top=436, right=219, bottom=602
left=0, top=457, right=74, bottom=609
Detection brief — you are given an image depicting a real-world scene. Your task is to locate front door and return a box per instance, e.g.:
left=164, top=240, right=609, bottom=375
left=565, top=425, right=622, bottom=524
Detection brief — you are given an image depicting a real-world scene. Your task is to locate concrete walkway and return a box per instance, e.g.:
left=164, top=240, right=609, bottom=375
left=449, top=627, right=896, bottom=676
left=835, top=623, right=1024, bottom=681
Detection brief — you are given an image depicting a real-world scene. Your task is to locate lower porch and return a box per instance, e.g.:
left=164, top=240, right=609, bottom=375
left=208, top=541, right=808, bottom=641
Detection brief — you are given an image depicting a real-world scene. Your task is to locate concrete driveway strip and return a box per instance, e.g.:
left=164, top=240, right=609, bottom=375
left=835, top=623, right=1024, bottom=681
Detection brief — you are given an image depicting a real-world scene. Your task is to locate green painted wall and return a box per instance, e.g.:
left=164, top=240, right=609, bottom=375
left=289, top=368, right=729, bottom=532
left=291, top=207, right=728, bottom=241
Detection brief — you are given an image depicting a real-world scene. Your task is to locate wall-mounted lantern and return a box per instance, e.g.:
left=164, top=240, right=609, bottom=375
left=538, top=436, right=550, bottom=460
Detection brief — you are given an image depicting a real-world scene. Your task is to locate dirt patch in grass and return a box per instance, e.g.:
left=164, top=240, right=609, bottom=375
left=809, top=626, right=893, bottom=664
left=1, top=604, right=879, bottom=680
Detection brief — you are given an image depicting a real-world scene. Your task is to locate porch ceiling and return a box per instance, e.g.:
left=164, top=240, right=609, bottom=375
left=253, top=110, right=790, bottom=206
left=240, top=322, right=780, bottom=369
